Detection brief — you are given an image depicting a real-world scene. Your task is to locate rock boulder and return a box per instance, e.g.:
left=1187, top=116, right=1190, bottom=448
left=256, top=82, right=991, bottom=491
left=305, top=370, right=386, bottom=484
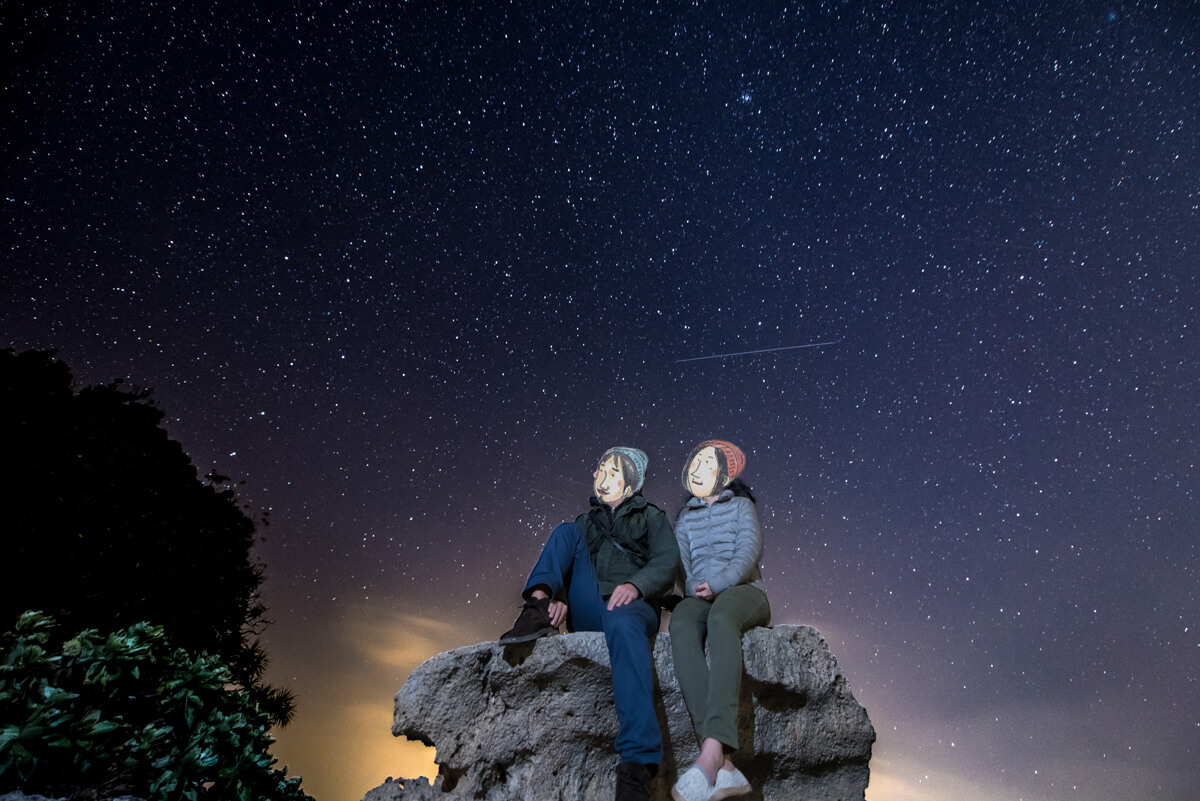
left=365, top=625, right=873, bottom=801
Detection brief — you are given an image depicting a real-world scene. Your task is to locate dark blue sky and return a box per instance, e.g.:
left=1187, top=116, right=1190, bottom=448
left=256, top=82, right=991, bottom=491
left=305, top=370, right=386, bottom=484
left=4, top=3, right=1197, bottom=799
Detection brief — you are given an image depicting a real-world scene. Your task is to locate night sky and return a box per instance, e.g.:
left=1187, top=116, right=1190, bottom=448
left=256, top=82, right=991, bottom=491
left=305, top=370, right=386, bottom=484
left=3, top=3, right=1198, bottom=800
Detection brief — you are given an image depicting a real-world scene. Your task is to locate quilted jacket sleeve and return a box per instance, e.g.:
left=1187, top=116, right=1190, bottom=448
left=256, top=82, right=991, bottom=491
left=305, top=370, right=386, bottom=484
left=707, top=497, right=764, bottom=596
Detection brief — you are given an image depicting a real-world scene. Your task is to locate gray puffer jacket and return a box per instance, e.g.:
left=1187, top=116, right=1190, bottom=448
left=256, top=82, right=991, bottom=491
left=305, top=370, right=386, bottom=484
left=675, top=489, right=766, bottom=597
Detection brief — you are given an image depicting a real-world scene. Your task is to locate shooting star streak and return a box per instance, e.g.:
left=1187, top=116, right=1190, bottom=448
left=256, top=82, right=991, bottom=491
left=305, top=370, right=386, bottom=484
left=531, top=488, right=571, bottom=505
left=675, top=340, right=842, bottom=364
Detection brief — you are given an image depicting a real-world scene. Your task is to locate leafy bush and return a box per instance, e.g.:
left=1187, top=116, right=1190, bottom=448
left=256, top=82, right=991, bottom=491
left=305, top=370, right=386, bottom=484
left=1, top=349, right=293, bottom=725
left=0, top=611, right=311, bottom=801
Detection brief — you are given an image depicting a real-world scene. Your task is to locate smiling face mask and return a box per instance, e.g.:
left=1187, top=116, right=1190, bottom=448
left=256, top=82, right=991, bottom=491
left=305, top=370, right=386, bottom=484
left=594, top=454, right=631, bottom=507
left=593, top=446, right=647, bottom=508
left=681, top=440, right=745, bottom=499
left=685, top=445, right=722, bottom=498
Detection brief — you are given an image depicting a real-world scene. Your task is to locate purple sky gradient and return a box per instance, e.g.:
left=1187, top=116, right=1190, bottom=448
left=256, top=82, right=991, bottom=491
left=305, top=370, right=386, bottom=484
left=4, top=4, right=1197, bottom=799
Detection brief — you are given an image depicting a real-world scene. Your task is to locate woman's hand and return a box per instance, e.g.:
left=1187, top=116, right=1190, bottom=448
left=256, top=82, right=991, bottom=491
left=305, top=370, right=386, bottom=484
left=548, top=600, right=568, bottom=628
left=695, top=581, right=714, bottom=600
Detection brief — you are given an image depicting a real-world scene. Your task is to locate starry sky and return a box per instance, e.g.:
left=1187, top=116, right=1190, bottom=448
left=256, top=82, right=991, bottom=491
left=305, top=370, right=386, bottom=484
left=3, top=3, right=1198, bottom=800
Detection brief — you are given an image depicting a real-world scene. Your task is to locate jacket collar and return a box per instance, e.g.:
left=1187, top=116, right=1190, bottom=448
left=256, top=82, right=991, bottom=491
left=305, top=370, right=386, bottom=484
left=686, top=488, right=734, bottom=508
left=590, top=492, right=647, bottom=518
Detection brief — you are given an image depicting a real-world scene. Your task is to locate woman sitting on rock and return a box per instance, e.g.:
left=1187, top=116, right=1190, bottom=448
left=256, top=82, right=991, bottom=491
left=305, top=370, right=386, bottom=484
left=669, top=440, right=771, bottom=801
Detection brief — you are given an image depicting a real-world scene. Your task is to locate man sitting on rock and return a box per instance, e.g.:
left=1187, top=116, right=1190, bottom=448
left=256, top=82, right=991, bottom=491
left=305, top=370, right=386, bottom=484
left=500, top=446, right=680, bottom=801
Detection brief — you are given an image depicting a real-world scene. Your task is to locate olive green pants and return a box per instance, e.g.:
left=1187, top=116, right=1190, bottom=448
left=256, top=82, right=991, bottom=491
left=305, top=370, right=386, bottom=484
left=668, top=584, right=771, bottom=751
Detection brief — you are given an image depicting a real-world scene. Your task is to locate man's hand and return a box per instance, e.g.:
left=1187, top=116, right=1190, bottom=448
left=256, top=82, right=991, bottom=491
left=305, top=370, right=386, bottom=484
left=548, top=600, right=568, bottom=628
left=607, top=582, right=641, bottom=610
left=695, top=581, right=714, bottom=600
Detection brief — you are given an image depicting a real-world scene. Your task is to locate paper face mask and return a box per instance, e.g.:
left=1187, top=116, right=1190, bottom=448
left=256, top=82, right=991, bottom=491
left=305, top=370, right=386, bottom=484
left=593, top=446, right=648, bottom=508
left=593, top=454, right=632, bottom=507
left=685, top=445, right=723, bottom=499
left=681, top=440, right=745, bottom=499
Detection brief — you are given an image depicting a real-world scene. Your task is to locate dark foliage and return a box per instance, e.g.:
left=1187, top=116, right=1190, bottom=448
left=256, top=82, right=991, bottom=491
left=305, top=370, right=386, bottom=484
left=0, top=349, right=293, bottom=725
left=0, top=611, right=312, bottom=801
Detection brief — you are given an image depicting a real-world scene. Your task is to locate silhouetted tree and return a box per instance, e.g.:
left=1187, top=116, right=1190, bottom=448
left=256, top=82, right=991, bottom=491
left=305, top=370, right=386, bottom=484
left=0, top=349, right=294, bottom=724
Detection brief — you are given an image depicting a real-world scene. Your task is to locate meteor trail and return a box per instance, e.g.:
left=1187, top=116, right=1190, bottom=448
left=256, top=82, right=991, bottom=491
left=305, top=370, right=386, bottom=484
left=675, top=340, right=842, bottom=363
left=531, top=488, right=571, bottom=505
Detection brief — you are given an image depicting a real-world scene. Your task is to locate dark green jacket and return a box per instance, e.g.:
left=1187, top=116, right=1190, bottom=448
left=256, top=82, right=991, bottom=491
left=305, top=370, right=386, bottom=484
left=575, top=492, right=679, bottom=601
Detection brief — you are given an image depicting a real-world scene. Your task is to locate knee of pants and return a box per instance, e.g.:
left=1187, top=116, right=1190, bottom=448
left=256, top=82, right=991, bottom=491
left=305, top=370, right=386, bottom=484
left=668, top=611, right=705, bottom=642
left=708, top=591, right=768, bottom=634
left=670, top=597, right=709, bottom=624
left=549, top=521, right=585, bottom=544
left=604, top=604, right=655, bottom=642
left=706, top=612, right=748, bottom=640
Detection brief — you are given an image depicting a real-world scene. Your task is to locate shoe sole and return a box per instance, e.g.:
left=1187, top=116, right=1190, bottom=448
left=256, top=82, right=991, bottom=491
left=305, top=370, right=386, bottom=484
left=498, top=626, right=558, bottom=645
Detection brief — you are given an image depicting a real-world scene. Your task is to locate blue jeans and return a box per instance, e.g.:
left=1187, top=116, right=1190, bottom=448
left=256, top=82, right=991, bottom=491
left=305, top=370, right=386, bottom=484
left=523, top=522, right=662, bottom=766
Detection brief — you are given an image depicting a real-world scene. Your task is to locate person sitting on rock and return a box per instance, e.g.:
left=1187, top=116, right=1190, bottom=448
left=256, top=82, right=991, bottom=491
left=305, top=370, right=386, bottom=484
left=500, top=446, right=680, bottom=801
left=668, top=440, right=771, bottom=801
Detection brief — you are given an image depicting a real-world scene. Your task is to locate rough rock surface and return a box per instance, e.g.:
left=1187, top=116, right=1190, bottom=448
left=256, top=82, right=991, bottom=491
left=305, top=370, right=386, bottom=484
left=366, top=625, right=874, bottom=801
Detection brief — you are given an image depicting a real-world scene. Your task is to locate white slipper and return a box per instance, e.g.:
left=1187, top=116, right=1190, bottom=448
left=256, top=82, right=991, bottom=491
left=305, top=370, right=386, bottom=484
left=711, top=765, right=751, bottom=800
left=671, top=765, right=714, bottom=801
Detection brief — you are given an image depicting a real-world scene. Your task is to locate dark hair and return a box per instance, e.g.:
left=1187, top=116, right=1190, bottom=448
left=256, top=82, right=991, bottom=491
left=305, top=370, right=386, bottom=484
left=598, top=449, right=640, bottom=495
left=726, top=477, right=756, bottom=503
left=681, top=442, right=729, bottom=495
